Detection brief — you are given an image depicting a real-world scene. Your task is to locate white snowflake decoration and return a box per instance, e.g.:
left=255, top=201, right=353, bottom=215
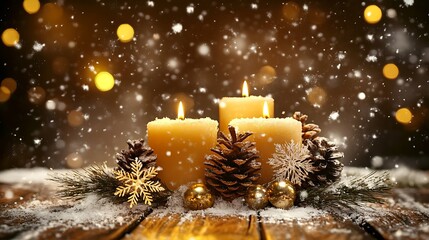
left=114, top=160, right=164, bottom=208
left=268, top=141, right=315, bottom=186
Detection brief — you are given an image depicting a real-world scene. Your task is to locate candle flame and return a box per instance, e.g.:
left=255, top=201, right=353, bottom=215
left=178, top=101, right=185, bottom=120
left=263, top=101, right=270, bottom=118
left=242, top=80, right=249, bottom=97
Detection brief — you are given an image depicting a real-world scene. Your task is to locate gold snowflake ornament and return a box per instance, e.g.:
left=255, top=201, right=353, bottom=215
left=114, top=160, right=165, bottom=208
left=268, top=140, right=315, bottom=186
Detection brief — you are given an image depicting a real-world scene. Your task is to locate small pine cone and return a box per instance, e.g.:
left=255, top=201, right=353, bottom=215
left=293, top=112, right=321, bottom=141
left=116, top=139, right=157, bottom=173
left=303, top=137, right=344, bottom=188
left=205, top=126, right=261, bottom=201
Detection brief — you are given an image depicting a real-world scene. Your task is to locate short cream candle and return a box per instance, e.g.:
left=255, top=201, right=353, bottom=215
left=147, top=102, right=218, bottom=190
left=219, top=81, right=274, bottom=133
left=229, top=103, right=302, bottom=184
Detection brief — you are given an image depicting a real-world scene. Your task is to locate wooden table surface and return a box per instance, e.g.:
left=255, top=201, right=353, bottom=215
left=1, top=169, right=429, bottom=240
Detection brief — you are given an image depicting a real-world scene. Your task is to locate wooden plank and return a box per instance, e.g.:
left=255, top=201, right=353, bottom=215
left=363, top=204, right=429, bottom=240
left=260, top=214, right=369, bottom=240
left=0, top=183, right=44, bottom=239
left=0, top=183, right=149, bottom=240
left=127, top=211, right=260, bottom=240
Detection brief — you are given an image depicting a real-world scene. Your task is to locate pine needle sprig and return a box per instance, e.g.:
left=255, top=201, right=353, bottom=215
left=299, top=171, right=393, bottom=211
left=49, top=165, right=124, bottom=202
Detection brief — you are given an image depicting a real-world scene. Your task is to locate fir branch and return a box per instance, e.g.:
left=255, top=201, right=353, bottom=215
left=49, top=165, right=125, bottom=203
left=299, top=171, right=393, bottom=211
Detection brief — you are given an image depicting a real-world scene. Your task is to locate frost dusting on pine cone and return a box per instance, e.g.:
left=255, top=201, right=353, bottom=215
left=268, top=141, right=315, bottom=186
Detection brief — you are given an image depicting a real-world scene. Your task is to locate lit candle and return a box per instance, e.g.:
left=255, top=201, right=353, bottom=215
left=147, top=101, right=218, bottom=190
left=219, top=81, right=274, bottom=133
left=229, top=102, right=302, bottom=184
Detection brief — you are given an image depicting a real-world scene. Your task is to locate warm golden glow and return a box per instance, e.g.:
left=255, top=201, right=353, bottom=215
left=1, top=28, right=20, bottom=47
left=395, top=108, right=412, bottom=124
left=95, top=71, right=115, bottom=92
left=23, top=0, right=41, bottom=14
left=282, top=2, right=300, bottom=22
left=263, top=101, right=270, bottom=118
left=117, top=24, right=135, bottom=43
left=1, top=78, right=17, bottom=94
left=67, top=110, right=84, bottom=127
left=364, top=5, right=382, bottom=24
left=383, top=63, right=399, bottom=80
left=0, top=86, right=11, bottom=103
left=178, top=101, right=185, bottom=120
left=242, top=80, right=249, bottom=97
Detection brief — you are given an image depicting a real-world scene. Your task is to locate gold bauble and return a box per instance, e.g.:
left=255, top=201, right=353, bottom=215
left=183, top=183, right=214, bottom=210
left=267, top=180, right=296, bottom=209
left=245, top=185, right=269, bottom=210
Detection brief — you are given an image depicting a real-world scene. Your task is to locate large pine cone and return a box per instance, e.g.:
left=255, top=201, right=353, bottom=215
left=303, top=137, right=344, bottom=188
left=205, top=126, right=261, bottom=201
left=116, top=139, right=157, bottom=173
left=293, top=112, right=321, bottom=141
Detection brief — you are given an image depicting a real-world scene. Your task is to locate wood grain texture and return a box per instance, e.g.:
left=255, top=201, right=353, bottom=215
left=0, top=183, right=146, bottom=240
left=259, top=214, right=369, bottom=240
left=127, top=213, right=259, bottom=240
left=2, top=180, right=429, bottom=239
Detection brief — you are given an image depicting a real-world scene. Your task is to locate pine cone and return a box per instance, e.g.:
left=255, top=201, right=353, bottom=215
left=116, top=139, right=157, bottom=173
left=204, top=126, right=261, bottom=201
left=293, top=112, right=321, bottom=141
left=303, top=137, right=344, bottom=188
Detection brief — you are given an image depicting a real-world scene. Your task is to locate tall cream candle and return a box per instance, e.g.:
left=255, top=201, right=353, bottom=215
left=229, top=103, right=301, bottom=184
left=147, top=102, right=218, bottom=190
left=219, top=81, right=274, bottom=133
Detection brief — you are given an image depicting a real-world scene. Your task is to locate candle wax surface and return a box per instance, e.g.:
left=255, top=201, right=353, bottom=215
left=147, top=117, right=218, bottom=190
left=229, top=117, right=302, bottom=184
left=219, top=96, right=274, bottom=133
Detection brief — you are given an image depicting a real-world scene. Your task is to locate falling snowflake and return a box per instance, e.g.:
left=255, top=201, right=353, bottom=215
left=33, top=41, right=45, bottom=52
left=403, top=0, right=414, bottom=6
left=172, top=23, right=183, bottom=33
left=268, top=141, right=315, bottom=186
left=114, top=160, right=164, bottom=208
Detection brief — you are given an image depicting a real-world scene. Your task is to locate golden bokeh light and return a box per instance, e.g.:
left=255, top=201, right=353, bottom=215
left=383, top=63, right=399, bottom=80
left=282, top=2, right=300, bottom=22
left=65, top=152, right=84, bottom=169
left=0, top=86, right=11, bottom=103
left=307, top=86, right=327, bottom=107
left=1, top=78, right=17, bottom=94
left=23, top=0, right=41, bottom=14
left=395, top=108, right=412, bottom=124
left=117, top=24, right=135, bottom=43
left=67, top=110, right=84, bottom=127
left=40, top=3, right=64, bottom=25
left=364, top=5, right=382, bottom=24
left=27, top=86, right=46, bottom=104
left=256, top=65, right=277, bottom=85
left=94, top=71, right=115, bottom=92
left=1, top=28, right=20, bottom=47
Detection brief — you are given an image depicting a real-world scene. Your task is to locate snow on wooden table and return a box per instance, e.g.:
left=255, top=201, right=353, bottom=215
left=1, top=168, right=429, bottom=240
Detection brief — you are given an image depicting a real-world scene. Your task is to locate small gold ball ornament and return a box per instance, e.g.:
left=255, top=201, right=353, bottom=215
left=267, top=180, right=296, bottom=209
left=245, top=185, right=269, bottom=210
left=183, top=183, right=214, bottom=210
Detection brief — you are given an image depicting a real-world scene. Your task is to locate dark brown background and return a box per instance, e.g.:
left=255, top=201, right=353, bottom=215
left=1, top=0, right=428, bottom=170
